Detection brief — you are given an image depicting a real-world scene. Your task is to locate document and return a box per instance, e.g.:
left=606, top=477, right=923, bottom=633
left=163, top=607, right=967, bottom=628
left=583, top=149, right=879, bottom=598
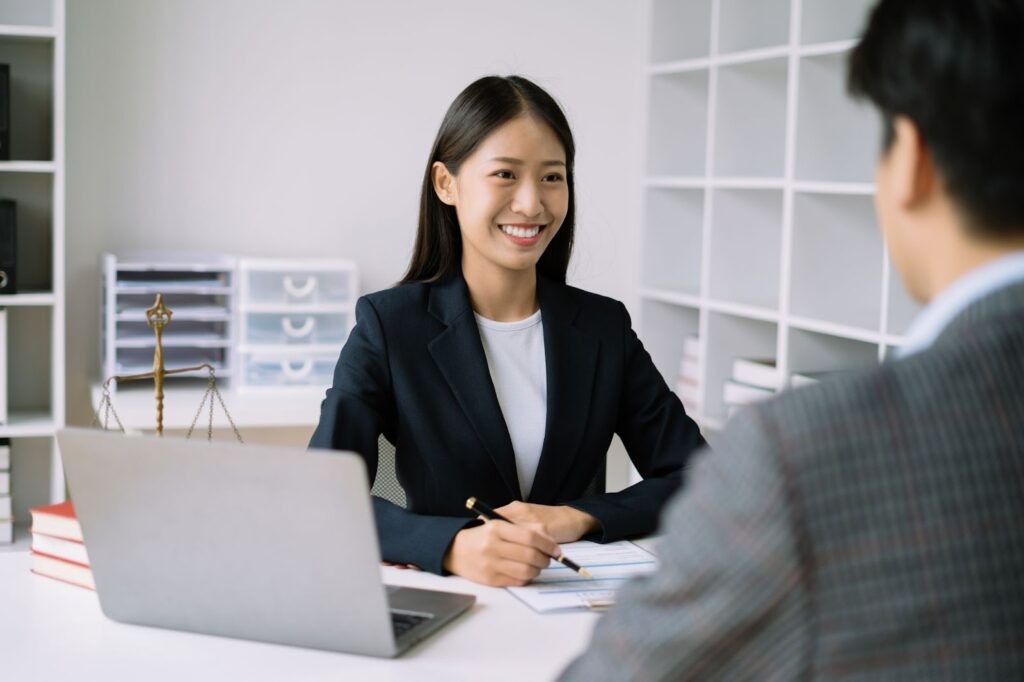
left=507, top=540, right=657, bottom=613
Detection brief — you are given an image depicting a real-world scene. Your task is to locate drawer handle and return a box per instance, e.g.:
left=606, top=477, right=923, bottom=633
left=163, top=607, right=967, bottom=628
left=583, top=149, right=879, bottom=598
left=281, top=316, right=316, bottom=338
left=283, top=275, right=318, bottom=299
left=281, top=359, right=314, bottom=380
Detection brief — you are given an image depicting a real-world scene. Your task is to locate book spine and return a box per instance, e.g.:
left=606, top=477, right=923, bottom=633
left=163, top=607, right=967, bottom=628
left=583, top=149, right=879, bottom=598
left=0, top=64, right=8, bottom=161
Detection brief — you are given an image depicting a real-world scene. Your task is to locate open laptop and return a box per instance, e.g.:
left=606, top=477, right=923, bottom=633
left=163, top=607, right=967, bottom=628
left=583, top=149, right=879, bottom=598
left=56, top=428, right=475, bottom=657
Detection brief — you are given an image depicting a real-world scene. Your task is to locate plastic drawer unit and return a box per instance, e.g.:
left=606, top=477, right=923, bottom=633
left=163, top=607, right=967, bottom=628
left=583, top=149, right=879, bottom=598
left=237, top=259, right=358, bottom=391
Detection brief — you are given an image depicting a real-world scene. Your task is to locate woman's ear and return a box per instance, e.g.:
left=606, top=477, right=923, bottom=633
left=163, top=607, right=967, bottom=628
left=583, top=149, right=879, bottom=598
left=432, top=162, right=457, bottom=205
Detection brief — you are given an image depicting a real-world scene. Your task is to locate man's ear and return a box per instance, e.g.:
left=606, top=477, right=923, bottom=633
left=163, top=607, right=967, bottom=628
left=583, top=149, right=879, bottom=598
left=432, top=162, right=457, bottom=205
left=890, top=116, right=936, bottom=210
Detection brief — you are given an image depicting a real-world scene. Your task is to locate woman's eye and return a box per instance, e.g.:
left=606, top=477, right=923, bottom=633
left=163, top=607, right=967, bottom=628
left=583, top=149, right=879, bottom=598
left=495, top=170, right=514, bottom=179
left=543, top=173, right=565, bottom=183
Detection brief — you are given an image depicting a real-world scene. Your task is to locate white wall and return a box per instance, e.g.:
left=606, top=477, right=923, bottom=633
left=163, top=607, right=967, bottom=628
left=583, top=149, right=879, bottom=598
left=65, top=0, right=646, bottom=426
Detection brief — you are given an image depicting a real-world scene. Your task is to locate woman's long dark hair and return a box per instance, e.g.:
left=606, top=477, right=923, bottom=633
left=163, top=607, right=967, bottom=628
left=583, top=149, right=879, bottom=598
left=400, top=75, right=576, bottom=284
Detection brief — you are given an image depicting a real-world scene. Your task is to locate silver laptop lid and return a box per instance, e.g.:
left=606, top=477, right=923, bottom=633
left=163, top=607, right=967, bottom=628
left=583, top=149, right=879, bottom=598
left=57, top=428, right=397, bottom=657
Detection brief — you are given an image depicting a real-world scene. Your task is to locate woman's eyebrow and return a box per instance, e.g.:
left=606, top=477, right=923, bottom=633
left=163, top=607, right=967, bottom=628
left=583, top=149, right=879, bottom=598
left=487, top=156, right=566, bottom=167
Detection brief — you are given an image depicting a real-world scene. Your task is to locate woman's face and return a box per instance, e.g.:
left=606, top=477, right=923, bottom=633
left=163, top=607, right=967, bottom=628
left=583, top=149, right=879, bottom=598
left=441, top=115, right=569, bottom=279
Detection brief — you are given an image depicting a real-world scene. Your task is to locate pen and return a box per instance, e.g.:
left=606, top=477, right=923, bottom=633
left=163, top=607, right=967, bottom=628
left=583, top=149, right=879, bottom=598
left=465, top=497, right=593, bottom=579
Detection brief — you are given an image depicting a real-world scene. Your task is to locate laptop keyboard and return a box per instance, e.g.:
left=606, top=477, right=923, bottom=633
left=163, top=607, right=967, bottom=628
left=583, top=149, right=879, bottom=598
left=391, top=611, right=431, bottom=638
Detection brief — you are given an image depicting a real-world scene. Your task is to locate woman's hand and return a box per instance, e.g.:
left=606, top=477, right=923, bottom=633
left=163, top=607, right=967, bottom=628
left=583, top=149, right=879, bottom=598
left=494, top=502, right=599, bottom=544
left=443, top=520, right=560, bottom=587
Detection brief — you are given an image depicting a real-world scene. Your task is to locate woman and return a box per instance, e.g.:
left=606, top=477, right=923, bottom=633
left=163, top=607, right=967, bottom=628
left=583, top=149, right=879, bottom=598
left=310, top=75, right=705, bottom=586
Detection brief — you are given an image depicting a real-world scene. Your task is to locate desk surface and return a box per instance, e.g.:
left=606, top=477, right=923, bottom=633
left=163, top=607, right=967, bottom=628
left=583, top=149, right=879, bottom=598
left=0, top=550, right=598, bottom=682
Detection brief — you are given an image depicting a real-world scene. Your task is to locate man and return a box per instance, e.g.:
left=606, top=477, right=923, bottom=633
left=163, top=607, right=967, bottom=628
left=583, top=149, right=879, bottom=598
left=561, top=0, right=1024, bottom=679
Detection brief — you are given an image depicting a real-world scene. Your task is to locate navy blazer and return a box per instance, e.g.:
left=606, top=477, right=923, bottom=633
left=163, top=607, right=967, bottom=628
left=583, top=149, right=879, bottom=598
left=309, top=274, right=705, bottom=574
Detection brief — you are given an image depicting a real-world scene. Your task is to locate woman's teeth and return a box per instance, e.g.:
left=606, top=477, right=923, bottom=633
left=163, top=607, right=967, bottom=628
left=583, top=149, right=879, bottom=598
left=500, top=225, right=541, bottom=238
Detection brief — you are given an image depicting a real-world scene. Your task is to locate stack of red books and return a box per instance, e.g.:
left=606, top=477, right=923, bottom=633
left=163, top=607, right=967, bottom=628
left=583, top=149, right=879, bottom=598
left=28, top=500, right=94, bottom=590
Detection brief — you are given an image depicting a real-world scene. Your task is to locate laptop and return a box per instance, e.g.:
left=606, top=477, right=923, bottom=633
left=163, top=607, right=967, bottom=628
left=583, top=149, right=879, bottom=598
left=56, top=428, right=475, bottom=657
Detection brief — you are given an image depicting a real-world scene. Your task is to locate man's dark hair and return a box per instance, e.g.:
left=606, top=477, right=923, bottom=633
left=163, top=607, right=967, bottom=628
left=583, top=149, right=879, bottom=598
left=401, top=75, right=576, bottom=284
left=848, top=0, right=1024, bottom=236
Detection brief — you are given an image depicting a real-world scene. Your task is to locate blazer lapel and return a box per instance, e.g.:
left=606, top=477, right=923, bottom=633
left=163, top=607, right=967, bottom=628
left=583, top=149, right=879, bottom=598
left=528, top=277, right=599, bottom=504
left=427, top=276, right=521, bottom=499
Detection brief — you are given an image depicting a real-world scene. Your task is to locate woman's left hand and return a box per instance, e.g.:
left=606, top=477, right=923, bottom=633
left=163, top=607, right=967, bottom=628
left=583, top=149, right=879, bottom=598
left=493, top=502, right=599, bottom=544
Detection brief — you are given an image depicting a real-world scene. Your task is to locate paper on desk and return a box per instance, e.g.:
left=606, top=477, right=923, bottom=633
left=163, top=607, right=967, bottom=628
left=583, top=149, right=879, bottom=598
left=506, top=540, right=657, bottom=613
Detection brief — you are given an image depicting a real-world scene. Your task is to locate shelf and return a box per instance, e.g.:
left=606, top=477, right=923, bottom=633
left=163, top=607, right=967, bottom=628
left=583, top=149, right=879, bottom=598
left=704, top=312, right=777, bottom=422
left=0, top=411, right=55, bottom=438
left=649, top=58, right=711, bottom=75
left=239, top=302, right=354, bottom=314
left=0, top=291, right=54, bottom=306
left=705, top=298, right=779, bottom=323
left=708, top=189, right=783, bottom=310
left=650, top=0, right=711, bottom=63
left=0, top=36, right=54, bottom=163
left=0, top=172, right=54, bottom=291
left=639, top=288, right=702, bottom=309
left=645, top=176, right=706, bottom=189
left=116, top=305, right=231, bottom=321
left=793, top=181, right=874, bottom=196
left=237, top=343, right=343, bottom=355
left=790, top=193, right=883, bottom=330
left=718, top=0, right=790, bottom=54
left=0, top=25, right=54, bottom=40
left=0, top=161, right=55, bottom=173
left=640, top=300, right=700, bottom=387
left=711, top=177, right=785, bottom=190
left=641, top=188, right=703, bottom=296
left=715, top=45, right=790, bottom=67
left=798, top=39, right=858, bottom=58
left=647, top=70, right=709, bottom=177
left=787, top=315, right=881, bottom=345
left=800, top=0, right=875, bottom=45
left=795, top=51, right=882, bottom=183
left=114, top=285, right=233, bottom=295
left=115, top=336, right=232, bottom=349
left=713, top=57, right=788, bottom=178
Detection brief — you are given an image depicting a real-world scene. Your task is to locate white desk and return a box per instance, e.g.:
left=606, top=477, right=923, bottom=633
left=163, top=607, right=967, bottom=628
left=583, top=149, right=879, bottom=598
left=0, top=550, right=597, bottom=682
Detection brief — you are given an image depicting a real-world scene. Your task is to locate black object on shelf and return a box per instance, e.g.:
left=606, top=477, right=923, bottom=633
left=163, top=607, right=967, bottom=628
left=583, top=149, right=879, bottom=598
left=0, top=64, right=8, bottom=161
left=0, top=200, right=15, bottom=294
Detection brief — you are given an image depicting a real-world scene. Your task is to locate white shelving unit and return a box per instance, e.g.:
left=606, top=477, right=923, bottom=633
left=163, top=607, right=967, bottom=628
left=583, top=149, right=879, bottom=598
left=0, top=0, right=65, bottom=536
left=641, top=0, right=921, bottom=431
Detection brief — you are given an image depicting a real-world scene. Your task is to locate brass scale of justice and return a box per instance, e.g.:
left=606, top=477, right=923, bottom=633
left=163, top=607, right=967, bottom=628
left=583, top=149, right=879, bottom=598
left=93, top=294, right=243, bottom=442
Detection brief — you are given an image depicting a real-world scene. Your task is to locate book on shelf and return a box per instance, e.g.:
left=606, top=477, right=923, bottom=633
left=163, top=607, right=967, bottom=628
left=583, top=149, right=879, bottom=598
left=0, top=470, right=7, bottom=495
left=0, top=494, right=10, bottom=520
left=723, top=379, right=775, bottom=406
left=731, top=357, right=783, bottom=391
left=0, top=519, right=11, bottom=544
left=0, top=437, right=9, bottom=469
left=30, top=552, right=96, bottom=591
left=31, top=532, right=89, bottom=565
left=682, top=334, right=700, bottom=361
left=29, top=500, right=83, bottom=542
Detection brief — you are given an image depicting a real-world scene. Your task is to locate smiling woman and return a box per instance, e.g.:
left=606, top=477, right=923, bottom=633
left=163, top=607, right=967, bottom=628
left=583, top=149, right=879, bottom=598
left=309, top=76, right=707, bottom=587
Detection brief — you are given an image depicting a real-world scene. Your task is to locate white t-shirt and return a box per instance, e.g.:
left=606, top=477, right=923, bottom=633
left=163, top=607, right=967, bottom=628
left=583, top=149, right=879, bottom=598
left=474, top=309, right=547, bottom=499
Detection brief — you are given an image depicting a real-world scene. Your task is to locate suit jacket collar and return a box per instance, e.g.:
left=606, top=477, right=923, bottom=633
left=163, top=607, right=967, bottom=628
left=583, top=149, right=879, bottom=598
left=932, top=279, right=1024, bottom=350
left=426, top=273, right=599, bottom=502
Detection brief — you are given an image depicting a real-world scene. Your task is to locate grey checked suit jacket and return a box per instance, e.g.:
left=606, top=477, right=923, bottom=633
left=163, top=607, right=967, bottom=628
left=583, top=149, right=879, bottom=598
left=561, top=279, right=1024, bottom=681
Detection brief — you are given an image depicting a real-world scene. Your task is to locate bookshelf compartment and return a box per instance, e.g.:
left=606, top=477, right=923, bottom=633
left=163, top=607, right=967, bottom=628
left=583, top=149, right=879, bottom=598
left=790, top=193, right=882, bottom=330
left=708, top=189, right=783, bottom=309
left=640, top=299, right=700, bottom=387
left=647, top=71, right=709, bottom=177
left=800, top=0, right=874, bottom=45
left=0, top=37, right=53, bottom=162
left=886, top=261, right=921, bottom=337
left=6, top=306, right=51, bottom=414
left=641, top=188, right=703, bottom=296
left=795, top=52, right=881, bottom=183
left=718, top=0, right=790, bottom=55
left=0, top=1, right=53, bottom=28
left=7, top=437, right=52, bottom=529
left=787, top=328, right=880, bottom=382
left=650, top=0, right=712, bottom=63
left=713, top=58, right=788, bottom=178
left=704, top=312, right=777, bottom=421
left=0, top=171, right=52, bottom=292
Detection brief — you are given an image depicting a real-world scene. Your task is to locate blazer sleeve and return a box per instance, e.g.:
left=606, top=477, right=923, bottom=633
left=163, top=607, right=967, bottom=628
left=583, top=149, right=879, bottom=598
left=308, top=296, right=474, bottom=575
left=567, top=302, right=706, bottom=540
left=559, top=408, right=809, bottom=681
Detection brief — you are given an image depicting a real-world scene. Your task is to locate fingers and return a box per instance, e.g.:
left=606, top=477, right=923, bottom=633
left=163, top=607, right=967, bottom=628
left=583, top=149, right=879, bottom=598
left=490, top=519, right=560, bottom=558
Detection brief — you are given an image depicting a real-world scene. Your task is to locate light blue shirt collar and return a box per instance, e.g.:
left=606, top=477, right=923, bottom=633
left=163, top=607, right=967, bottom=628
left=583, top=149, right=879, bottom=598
left=898, top=250, right=1024, bottom=358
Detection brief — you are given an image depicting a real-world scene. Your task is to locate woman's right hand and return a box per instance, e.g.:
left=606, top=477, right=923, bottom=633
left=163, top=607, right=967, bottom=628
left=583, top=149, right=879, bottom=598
left=442, top=520, right=560, bottom=586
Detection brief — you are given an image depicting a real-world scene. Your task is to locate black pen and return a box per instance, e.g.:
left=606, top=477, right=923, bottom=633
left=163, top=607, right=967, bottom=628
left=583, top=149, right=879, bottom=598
left=466, top=496, right=593, bottom=578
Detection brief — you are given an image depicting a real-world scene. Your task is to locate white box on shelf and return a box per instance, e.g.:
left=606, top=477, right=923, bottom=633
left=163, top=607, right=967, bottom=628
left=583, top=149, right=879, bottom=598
left=679, top=357, right=700, bottom=383
left=0, top=471, right=8, bottom=495
left=0, top=519, right=12, bottom=545
left=675, top=378, right=702, bottom=405
left=723, top=379, right=774, bottom=406
left=682, top=335, right=701, bottom=361
left=0, top=495, right=11, bottom=519
left=731, top=357, right=783, bottom=390
left=0, top=439, right=8, bottom=469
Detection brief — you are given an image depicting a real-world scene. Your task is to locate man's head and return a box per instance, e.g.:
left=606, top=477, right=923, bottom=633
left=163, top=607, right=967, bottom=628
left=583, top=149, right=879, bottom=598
left=849, top=0, right=1024, bottom=303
